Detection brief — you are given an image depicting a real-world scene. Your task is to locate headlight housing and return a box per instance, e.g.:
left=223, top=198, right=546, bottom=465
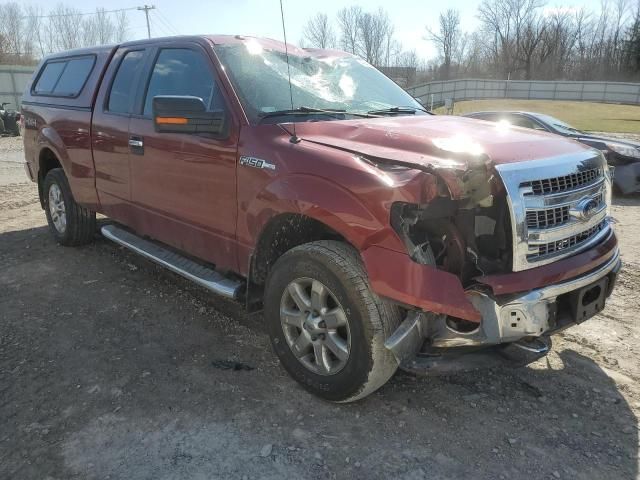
left=605, top=142, right=640, bottom=159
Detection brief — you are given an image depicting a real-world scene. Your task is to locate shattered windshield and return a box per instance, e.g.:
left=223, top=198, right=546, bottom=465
left=213, top=41, right=424, bottom=122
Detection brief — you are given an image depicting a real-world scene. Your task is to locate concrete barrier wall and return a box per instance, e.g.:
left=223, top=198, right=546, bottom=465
left=0, top=65, right=36, bottom=109
left=407, top=79, right=640, bottom=108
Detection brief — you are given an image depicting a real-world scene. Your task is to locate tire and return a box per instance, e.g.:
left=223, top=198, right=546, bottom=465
left=43, top=168, right=96, bottom=246
left=264, top=240, right=402, bottom=402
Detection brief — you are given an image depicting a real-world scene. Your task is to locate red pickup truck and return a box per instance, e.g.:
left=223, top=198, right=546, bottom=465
left=22, top=35, right=620, bottom=402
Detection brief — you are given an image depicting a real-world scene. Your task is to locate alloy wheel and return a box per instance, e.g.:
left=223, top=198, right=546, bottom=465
left=280, top=277, right=351, bottom=375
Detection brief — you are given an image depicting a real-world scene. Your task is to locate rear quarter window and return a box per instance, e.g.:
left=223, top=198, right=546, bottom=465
left=33, top=56, right=96, bottom=97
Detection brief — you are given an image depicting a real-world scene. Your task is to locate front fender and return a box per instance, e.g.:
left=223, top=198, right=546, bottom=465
left=241, top=173, right=480, bottom=321
left=242, top=173, right=405, bottom=254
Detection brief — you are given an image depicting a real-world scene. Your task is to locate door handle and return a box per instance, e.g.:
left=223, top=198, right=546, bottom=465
left=129, top=136, right=144, bottom=154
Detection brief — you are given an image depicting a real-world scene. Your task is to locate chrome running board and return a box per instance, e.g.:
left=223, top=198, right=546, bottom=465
left=101, top=224, right=242, bottom=299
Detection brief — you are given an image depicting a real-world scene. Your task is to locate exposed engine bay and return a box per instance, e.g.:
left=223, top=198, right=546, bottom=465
left=390, top=172, right=512, bottom=287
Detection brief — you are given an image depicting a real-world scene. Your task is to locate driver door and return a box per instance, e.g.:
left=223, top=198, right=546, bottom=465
left=128, top=42, right=239, bottom=272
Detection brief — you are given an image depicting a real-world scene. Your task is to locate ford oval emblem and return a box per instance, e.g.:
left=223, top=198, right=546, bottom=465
left=576, top=197, right=599, bottom=221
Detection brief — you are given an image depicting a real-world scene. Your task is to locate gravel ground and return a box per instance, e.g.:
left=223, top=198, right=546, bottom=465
left=1, top=136, right=639, bottom=480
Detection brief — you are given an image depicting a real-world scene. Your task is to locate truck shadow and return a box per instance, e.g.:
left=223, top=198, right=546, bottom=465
left=384, top=348, right=638, bottom=478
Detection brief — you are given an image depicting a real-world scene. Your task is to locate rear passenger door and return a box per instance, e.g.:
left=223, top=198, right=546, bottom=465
left=92, top=48, right=148, bottom=217
left=127, top=42, right=239, bottom=272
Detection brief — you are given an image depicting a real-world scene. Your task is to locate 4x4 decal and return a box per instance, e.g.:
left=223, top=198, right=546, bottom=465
left=239, top=156, right=276, bottom=171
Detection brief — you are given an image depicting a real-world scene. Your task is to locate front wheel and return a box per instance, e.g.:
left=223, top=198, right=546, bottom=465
left=264, top=241, right=402, bottom=402
left=43, top=168, right=96, bottom=246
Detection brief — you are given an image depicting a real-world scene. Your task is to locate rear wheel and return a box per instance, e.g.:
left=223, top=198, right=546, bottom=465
left=43, top=168, right=96, bottom=246
left=264, top=241, right=402, bottom=402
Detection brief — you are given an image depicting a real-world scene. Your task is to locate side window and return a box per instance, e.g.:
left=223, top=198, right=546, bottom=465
left=475, top=114, right=496, bottom=122
left=108, top=50, right=145, bottom=114
left=33, top=56, right=95, bottom=97
left=33, top=62, right=66, bottom=94
left=510, top=115, right=546, bottom=130
left=53, top=57, right=95, bottom=96
left=143, top=48, right=223, bottom=116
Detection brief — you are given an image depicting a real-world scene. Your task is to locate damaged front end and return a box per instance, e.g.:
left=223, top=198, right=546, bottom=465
left=384, top=158, right=545, bottom=373
left=376, top=149, right=620, bottom=375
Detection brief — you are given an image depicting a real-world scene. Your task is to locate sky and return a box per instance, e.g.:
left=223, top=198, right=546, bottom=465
left=27, top=0, right=608, bottom=60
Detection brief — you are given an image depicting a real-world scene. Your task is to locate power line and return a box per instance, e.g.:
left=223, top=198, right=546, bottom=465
left=20, top=7, right=138, bottom=20
left=154, top=17, right=178, bottom=36
left=155, top=9, right=180, bottom=35
left=149, top=14, right=172, bottom=37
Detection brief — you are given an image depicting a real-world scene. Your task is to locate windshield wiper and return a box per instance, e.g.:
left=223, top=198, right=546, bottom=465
left=259, top=106, right=379, bottom=122
left=367, top=105, right=432, bottom=116
left=259, top=106, right=346, bottom=121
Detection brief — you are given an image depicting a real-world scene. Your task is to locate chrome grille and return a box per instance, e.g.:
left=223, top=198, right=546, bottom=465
left=526, top=206, right=569, bottom=229
left=496, top=152, right=612, bottom=271
left=528, top=220, right=607, bottom=259
left=523, top=168, right=602, bottom=195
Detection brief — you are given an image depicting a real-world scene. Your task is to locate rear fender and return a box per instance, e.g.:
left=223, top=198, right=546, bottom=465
left=36, top=127, right=99, bottom=208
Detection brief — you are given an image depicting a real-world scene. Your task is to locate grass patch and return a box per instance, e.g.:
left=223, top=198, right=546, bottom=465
left=434, top=99, right=640, bottom=133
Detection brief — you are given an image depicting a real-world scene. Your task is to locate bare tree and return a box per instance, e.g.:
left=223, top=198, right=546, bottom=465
left=300, top=1, right=639, bottom=83
left=94, top=8, right=116, bottom=45
left=622, top=0, right=640, bottom=74
left=46, top=4, right=84, bottom=52
left=114, top=10, right=129, bottom=43
left=337, top=6, right=363, bottom=54
left=6, top=3, right=133, bottom=58
left=477, top=0, right=548, bottom=78
left=303, top=13, right=335, bottom=49
left=24, top=5, right=46, bottom=58
left=518, top=13, right=546, bottom=79
left=359, top=8, right=393, bottom=65
left=425, top=9, right=462, bottom=79
left=0, top=3, right=30, bottom=59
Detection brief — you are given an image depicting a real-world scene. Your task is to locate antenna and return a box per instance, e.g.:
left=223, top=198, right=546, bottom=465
left=279, top=0, right=300, bottom=143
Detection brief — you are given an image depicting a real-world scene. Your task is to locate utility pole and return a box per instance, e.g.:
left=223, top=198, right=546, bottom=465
left=137, top=5, right=156, bottom=39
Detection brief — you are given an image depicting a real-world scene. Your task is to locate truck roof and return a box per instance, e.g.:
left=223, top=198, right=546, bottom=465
left=38, top=34, right=350, bottom=66
left=23, top=35, right=351, bottom=111
left=119, top=34, right=350, bottom=58
left=42, top=43, right=118, bottom=61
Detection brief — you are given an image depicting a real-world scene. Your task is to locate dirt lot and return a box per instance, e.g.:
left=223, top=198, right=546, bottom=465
left=1, top=135, right=639, bottom=479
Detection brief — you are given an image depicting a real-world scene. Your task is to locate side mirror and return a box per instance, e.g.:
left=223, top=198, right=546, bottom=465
left=152, top=95, right=225, bottom=135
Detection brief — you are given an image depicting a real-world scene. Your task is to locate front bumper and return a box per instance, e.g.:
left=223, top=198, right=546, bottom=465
left=385, top=247, right=621, bottom=369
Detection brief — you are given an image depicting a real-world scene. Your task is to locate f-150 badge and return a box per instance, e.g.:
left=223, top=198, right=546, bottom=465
left=239, top=156, right=276, bottom=171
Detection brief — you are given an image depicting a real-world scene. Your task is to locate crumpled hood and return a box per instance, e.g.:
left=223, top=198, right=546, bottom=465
left=291, top=115, right=595, bottom=168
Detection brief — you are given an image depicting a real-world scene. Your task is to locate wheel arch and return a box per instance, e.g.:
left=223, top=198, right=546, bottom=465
left=250, top=212, right=352, bottom=285
left=243, top=173, right=406, bottom=283
left=36, top=146, right=64, bottom=208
